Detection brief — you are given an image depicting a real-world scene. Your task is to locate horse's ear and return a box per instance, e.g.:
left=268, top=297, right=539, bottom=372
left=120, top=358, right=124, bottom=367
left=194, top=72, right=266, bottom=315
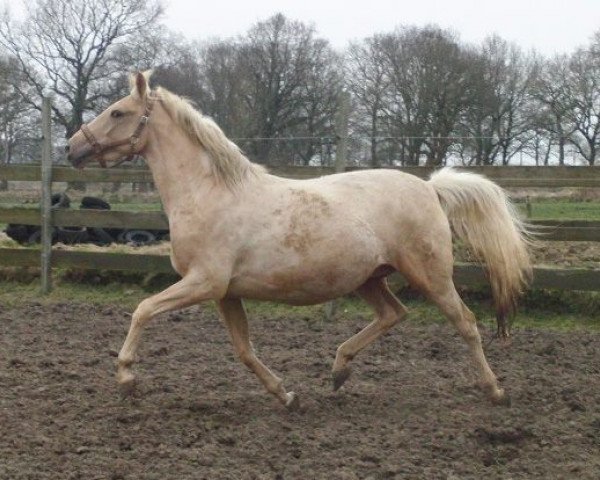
left=136, top=72, right=147, bottom=98
left=130, top=70, right=153, bottom=99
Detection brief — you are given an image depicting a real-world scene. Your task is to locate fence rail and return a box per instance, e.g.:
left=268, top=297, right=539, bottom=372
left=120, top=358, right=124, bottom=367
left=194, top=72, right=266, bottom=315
left=1, top=162, right=599, bottom=292
left=0, top=207, right=598, bottom=242
left=2, top=164, right=600, bottom=187
left=0, top=248, right=597, bottom=292
left=0, top=206, right=169, bottom=230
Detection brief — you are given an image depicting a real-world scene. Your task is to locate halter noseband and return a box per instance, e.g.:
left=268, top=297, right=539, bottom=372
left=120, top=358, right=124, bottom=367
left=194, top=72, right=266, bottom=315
left=80, top=96, right=156, bottom=168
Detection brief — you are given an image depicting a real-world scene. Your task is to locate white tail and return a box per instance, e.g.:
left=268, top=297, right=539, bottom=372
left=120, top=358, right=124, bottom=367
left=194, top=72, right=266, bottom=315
left=429, top=168, right=532, bottom=336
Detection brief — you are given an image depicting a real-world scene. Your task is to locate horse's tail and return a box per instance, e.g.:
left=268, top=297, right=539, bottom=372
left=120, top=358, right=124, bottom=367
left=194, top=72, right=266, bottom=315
left=428, top=168, right=533, bottom=337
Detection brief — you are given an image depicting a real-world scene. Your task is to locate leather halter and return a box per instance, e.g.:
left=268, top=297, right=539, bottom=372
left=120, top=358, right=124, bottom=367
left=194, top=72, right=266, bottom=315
left=80, top=96, right=156, bottom=168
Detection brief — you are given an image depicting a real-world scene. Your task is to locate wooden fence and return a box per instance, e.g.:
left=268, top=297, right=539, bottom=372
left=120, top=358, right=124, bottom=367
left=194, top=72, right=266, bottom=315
left=1, top=162, right=599, bottom=293
left=2, top=163, right=600, bottom=187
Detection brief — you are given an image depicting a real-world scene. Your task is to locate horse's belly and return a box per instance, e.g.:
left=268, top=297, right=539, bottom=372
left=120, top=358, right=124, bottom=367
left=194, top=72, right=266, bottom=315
left=226, top=210, right=390, bottom=304
left=226, top=262, right=376, bottom=305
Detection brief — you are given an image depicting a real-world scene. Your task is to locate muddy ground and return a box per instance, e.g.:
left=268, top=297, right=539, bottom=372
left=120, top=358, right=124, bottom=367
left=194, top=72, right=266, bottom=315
left=1, top=302, right=600, bottom=479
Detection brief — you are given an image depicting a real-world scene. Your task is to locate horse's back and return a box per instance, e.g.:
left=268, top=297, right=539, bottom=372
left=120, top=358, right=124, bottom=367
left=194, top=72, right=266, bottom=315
left=309, top=169, right=449, bottom=240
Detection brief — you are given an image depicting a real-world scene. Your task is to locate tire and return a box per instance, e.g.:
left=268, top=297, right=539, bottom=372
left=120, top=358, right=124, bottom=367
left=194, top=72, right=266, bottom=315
left=86, top=227, right=114, bottom=245
left=27, top=228, right=58, bottom=245
left=27, top=229, right=42, bottom=244
left=80, top=196, right=118, bottom=241
left=121, top=229, right=156, bottom=246
left=51, top=192, right=71, bottom=209
left=56, top=226, right=89, bottom=244
left=80, top=196, right=110, bottom=210
left=5, top=224, right=30, bottom=244
left=157, top=231, right=170, bottom=242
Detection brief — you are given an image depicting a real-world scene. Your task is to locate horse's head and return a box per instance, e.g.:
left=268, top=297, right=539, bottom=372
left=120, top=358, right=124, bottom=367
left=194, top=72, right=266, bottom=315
left=67, top=71, right=155, bottom=168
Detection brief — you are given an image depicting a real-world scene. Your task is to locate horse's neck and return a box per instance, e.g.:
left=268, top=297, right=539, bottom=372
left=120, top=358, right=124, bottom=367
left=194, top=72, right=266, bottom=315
left=143, top=127, right=219, bottom=217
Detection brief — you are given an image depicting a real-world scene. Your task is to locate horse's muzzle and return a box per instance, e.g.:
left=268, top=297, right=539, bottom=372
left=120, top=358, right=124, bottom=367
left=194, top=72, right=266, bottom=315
left=66, top=144, right=94, bottom=169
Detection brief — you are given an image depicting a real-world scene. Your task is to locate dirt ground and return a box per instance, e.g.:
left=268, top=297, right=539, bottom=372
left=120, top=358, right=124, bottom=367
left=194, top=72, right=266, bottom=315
left=1, top=301, right=600, bottom=480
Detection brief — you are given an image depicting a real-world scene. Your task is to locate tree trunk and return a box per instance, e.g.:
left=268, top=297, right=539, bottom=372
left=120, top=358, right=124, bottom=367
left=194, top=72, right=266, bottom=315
left=370, top=109, right=379, bottom=168
left=557, top=137, right=565, bottom=166
left=556, top=118, right=565, bottom=166
left=0, top=139, right=11, bottom=191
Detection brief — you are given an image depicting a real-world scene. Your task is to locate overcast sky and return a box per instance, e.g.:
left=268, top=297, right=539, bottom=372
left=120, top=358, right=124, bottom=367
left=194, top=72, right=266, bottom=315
left=163, top=0, right=599, bottom=56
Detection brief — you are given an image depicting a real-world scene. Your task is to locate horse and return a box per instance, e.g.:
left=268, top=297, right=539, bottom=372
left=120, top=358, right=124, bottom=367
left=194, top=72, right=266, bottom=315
left=66, top=71, right=531, bottom=409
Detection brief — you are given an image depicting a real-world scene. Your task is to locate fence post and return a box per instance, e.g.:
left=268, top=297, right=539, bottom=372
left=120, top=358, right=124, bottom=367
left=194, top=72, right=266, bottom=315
left=40, top=97, right=53, bottom=294
left=325, top=91, right=351, bottom=321
left=334, top=90, right=350, bottom=173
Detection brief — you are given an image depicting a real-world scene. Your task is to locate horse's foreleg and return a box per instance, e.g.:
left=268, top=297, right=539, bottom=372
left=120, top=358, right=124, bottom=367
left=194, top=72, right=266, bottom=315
left=332, top=277, right=407, bottom=390
left=217, top=298, right=298, bottom=410
left=117, top=276, right=216, bottom=393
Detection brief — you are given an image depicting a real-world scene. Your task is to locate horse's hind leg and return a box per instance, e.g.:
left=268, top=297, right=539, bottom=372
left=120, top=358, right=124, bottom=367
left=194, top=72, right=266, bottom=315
left=332, top=276, right=407, bottom=390
left=217, top=298, right=298, bottom=410
left=428, top=282, right=508, bottom=405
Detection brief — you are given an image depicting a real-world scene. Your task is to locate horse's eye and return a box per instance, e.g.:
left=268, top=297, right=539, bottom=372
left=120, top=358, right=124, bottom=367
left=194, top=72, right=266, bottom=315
left=111, top=110, right=124, bottom=119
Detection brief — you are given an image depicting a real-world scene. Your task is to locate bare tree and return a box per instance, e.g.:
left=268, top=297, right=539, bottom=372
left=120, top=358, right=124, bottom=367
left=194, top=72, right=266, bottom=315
left=0, top=0, right=163, bottom=138
left=290, top=38, right=341, bottom=165
left=235, top=13, right=340, bottom=165
left=567, top=46, right=600, bottom=165
left=0, top=55, right=40, bottom=187
left=455, top=48, right=497, bottom=165
left=152, top=26, right=341, bottom=167
left=377, top=26, right=470, bottom=166
left=346, top=36, right=389, bottom=167
left=530, top=55, right=576, bottom=165
left=459, top=36, right=537, bottom=165
left=195, top=41, right=250, bottom=139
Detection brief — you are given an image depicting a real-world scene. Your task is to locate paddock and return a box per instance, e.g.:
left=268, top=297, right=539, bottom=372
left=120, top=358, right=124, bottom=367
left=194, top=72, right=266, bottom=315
left=1, top=111, right=599, bottom=478
left=2, top=300, right=599, bottom=479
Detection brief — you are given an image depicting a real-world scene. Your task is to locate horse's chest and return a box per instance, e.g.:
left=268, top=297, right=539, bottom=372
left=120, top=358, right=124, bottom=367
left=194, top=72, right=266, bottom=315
left=167, top=227, right=207, bottom=276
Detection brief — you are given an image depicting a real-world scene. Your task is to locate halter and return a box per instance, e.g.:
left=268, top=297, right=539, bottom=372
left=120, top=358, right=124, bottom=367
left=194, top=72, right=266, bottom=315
left=80, top=96, right=156, bottom=168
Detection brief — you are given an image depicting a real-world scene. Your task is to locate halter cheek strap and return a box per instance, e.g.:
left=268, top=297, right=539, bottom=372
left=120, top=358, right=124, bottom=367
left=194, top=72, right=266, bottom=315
left=80, top=96, right=156, bottom=168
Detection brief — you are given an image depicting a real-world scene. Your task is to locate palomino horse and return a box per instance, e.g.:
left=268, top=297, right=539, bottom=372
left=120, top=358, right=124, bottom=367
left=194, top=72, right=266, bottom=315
left=67, top=72, right=531, bottom=409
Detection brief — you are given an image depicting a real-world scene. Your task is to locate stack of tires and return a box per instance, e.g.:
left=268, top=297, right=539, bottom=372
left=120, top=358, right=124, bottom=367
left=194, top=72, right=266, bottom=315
left=4, top=193, right=167, bottom=246
left=5, top=193, right=70, bottom=245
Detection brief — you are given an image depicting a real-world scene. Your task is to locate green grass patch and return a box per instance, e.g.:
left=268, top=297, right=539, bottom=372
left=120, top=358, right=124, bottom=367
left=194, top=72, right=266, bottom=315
left=517, top=199, right=600, bottom=220
left=0, top=280, right=148, bottom=310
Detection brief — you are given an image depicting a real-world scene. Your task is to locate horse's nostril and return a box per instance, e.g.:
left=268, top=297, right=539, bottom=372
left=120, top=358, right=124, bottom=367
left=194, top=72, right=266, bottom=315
left=64, top=145, right=70, bottom=153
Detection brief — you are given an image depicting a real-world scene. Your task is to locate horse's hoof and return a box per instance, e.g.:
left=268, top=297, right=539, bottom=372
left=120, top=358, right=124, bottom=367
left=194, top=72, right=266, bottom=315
left=490, top=389, right=511, bottom=407
left=118, top=374, right=137, bottom=398
left=285, top=391, right=300, bottom=411
left=332, top=366, right=352, bottom=391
